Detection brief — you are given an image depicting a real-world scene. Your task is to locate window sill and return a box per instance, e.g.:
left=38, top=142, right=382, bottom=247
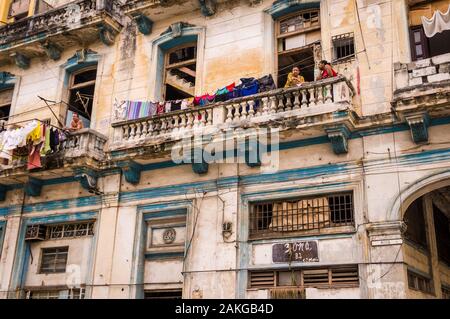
left=248, top=225, right=356, bottom=242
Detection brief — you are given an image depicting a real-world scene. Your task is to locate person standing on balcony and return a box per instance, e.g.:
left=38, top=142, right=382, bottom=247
left=68, top=113, right=84, bottom=132
left=316, top=60, right=338, bottom=80
left=284, top=66, right=305, bottom=88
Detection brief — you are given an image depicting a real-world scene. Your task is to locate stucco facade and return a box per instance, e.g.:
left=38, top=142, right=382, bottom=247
left=0, top=0, right=449, bottom=299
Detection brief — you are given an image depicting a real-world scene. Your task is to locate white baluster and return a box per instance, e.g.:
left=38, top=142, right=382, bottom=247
left=193, top=111, right=200, bottom=128
left=226, top=104, right=234, bottom=123
left=186, top=112, right=193, bottom=129
left=270, top=96, right=277, bottom=113
left=248, top=100, right=256, bottom=118
left=123, top=124, right=129, bottom=140
left=135, top=122, right=142, bottom=139
left=301, top=89, right=308, bottom=108
left=293, top=91, right=300, bottom=109
left=325, top=84, right=333, bottom=103
left=233, top=103, right=241, bottom=122
left=240, top=101, right=248, bottom=120
left=206, top=108, right=213, bottom=125
left=277, top=95, right=285, bottom=112
left=200, top=110, right=207, bottom=127
left=308, top=88, right=317, bottom=107
left=262, top=97, right=269, bottom=115
left=147, top=120, right=154, bottom=137
left=130, top=123, right=136, bottom=139
left=317, top=85, right=324, bottom=105
left=142, top=121, right=148, bottom=136
left=180, top=113, right=187, bottom=129
left=285, top=93, right=293, bottom=111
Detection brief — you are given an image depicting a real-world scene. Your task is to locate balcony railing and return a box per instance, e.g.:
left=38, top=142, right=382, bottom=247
left=111, top=76, right=355, bottom=150
left=64, top=128, right=107, bottom=162
left=0, top=128, right=107, bottom=174
left=0, top=0, right=122, bottom=67
left=0, top=0, right=120, bottom=44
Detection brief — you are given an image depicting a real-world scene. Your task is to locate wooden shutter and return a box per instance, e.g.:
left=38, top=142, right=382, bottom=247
left=410, top=26, right=429, bottom=61
left=249, top=271, right=275, bottom=288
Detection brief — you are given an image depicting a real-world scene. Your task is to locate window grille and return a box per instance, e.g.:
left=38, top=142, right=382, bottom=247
left=249, top=192, right=354, bottom=239
left=332, top=33, right=355, bottom=62
left=39, top=246, right=69, bottom=274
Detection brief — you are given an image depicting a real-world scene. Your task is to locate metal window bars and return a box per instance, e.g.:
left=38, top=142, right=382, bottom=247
left=249, top=192, right=354, bottom=238
left=332, top=33, right=355, bottom=62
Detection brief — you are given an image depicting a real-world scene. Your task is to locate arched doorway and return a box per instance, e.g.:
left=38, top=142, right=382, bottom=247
left=402, top=185, right=450, bottom=299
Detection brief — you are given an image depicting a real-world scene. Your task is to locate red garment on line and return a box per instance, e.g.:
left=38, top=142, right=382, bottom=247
left=28, top=143, right=42, bottom=170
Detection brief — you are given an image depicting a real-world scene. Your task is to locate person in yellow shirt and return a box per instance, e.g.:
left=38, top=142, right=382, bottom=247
left=284, top=66, right=305, bottom=88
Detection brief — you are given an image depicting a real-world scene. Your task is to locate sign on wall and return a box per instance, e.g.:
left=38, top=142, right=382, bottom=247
left=272, top=241, right=319, bottom=263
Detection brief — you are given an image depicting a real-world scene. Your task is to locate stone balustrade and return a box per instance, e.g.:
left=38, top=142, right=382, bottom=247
left=64, top=128, right=108, bottom=162
left=111, top=76, right=355, bottom=150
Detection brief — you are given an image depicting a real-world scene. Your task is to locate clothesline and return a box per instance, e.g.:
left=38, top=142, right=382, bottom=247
left=0, top=119, right=67, bottom=171
left=117, top=74, right=277, bottom=121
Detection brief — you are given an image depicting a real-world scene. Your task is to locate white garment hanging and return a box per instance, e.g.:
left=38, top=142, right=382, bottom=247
left=421, top=4, right=450, bottom=38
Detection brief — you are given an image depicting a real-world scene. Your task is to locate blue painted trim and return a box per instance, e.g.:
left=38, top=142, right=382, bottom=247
left=25, top=211, right=97, bottom=224
left=265, top=0, right=321, bottom=19
left=138, top=200, right=192, bottom=213
left=22, top=196, right=100, bottom=214
left=0, top=72, right=15, bottom=90
left=10, top=210, right=98, bottom=292
left=242, top=181, right=352, bottom=200
left=143, top=208, right=187, bottom=220
left=144, top=251, right=184, bottom=260
left=62, top=50, right=100, bottom=86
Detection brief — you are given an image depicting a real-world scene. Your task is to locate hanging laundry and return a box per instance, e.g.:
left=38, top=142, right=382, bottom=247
left=157, top=102, right=165, bottom=115
left=171, top=100, right=182, bottom=111
left=149, top=102, right=158, bottom=116
left=181, top=99, right=190, bottom=110
left=165, top=101, right=172, bottom=113
left=27, top=142, right=42, bottom=170
left=41, top=125, right=51, bottom=156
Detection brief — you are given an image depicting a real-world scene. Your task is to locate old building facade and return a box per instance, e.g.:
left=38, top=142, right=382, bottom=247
left=0, top=0, right=449, bottom=299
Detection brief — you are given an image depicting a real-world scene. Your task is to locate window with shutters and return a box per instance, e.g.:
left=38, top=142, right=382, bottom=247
left=248, top=265, right=359, bottom=291
left=249, top=192, right=354, bottom=240
left=407, top=269, right=432, bottom=294
left=410, top=26, right=429, bottom=61
left=39, top=246, right=69, bottom=274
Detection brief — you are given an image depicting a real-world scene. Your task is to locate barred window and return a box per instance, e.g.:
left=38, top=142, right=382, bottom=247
left=47, top=222, right=94, bottom=240
left=39, top=247, right=69, bottom=274
left=144, top=289, right=182, bottom=299
left=249, top=192, right=354, bottom=239
left=407, top=269, right=432, bottom=294
left=27, top=288, right=85, bottom=299
left=332, top=33, right=355, bottom=62
left=249, top=265, right=359, bottom=290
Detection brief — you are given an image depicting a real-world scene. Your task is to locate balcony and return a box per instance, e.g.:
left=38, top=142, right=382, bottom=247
left=0, top=0, right=122, bottom=68
left=0, top=128, right=107, bottom=186
left=111, top=76, right=356, bottom=158
left=392, top=53, right=450, bottom=143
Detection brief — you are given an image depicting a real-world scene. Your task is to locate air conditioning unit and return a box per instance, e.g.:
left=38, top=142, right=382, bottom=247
left=9, top=0, right=30, bottom=19
left=25, top=224, right=47, bottom=241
